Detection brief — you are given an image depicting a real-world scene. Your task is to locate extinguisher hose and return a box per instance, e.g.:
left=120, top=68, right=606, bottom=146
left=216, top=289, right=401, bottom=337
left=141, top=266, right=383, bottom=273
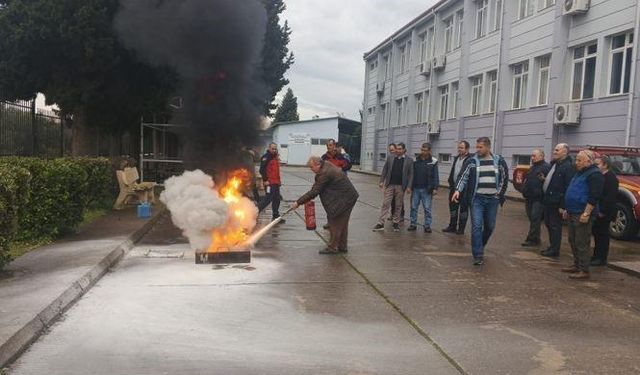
left=243, top=206, right=297, bottom=248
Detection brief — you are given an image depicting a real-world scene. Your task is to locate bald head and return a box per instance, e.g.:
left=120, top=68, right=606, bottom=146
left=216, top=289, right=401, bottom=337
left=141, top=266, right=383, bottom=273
left=307, top=156, right=322, bottom=173
left=552, top=143, right=569, bottom=161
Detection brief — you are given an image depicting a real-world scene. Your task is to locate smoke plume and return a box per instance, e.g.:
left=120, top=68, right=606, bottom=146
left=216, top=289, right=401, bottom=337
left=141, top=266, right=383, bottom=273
left=159, top=170, right=228, bottom=250
left=114, top=0, right=268, bottom=173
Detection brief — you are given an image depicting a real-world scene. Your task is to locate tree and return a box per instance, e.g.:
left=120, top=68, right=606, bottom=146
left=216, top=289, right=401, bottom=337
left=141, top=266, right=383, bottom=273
left=261, top=0, right=294, bottom=117
left=273, top=88, right=299, bottom=123
left=0, top=0, right=177, bottom=156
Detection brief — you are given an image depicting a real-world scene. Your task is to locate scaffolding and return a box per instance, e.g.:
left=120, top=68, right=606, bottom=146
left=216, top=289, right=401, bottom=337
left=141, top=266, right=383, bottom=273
left=139, top=121, right=185, bottom=184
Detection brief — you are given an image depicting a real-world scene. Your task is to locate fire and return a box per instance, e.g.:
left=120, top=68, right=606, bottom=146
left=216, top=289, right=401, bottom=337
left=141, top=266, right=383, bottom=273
left=208, top=169, right=257, bottom=252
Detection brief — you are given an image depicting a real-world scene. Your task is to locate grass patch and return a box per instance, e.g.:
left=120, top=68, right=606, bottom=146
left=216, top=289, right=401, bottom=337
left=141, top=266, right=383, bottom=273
left=82, top=208, right=108, bottom=226
left=8, top=238, right=53, bottom=260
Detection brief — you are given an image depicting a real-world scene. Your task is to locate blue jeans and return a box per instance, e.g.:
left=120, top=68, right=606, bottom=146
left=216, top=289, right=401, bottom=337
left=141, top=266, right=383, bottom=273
left=410, top=188, right=433, bottom=227
left=470, top=194, right=500, bottom=259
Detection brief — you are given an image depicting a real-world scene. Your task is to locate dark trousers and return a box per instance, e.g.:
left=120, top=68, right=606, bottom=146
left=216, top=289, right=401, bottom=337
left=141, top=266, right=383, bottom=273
left=568, top=215, right=594, bottom=272
left=258, top=184, right=281, bottom=219
left=328, top=205, right=354, bottom=251
left=592, top=216, right=612, bottom=262
left=447, top=188, right=469, bottom=231
left=544, top=205, right=563, bottom=253
left=525, top=199, right=544, bottom=244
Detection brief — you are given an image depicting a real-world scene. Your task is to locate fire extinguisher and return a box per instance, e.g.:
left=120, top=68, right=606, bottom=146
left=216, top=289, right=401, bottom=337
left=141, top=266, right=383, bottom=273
left=304, top=201, right=317, bottom=230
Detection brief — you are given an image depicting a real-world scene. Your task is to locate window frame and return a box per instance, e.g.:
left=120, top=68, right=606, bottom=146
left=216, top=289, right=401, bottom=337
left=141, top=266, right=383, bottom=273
left=439, top=85, right=449, bottom=121
left=486, top=70, right=498, bottom=113
left=395, top=99, right=404, bottom=126
left=450, top=82, right=459, bottom=119
left=455, top=10, right=464, bottom=49
left=470, top=75, right=484, bottom=116
left=511, top=61, right=529, bottom=110
left=537, top=0, right=554, bottom=11
left=379, top=102, right=388, bottom=129
left=492, top=0, right=502, bottom=32
left=518, top=0, right=534, bottom=20
left=570, top=42, right=598, bottom=100
left=608, top=32, right=634, bottom=96
left=475, top=0, right=489, bottom=39
left=416, top=93, right=424, bottom=124
left=537, top=55, right=551, bottom=106
left=399, top=46, right=406, bottom=74
left=444, top=17, right=454, bottom=53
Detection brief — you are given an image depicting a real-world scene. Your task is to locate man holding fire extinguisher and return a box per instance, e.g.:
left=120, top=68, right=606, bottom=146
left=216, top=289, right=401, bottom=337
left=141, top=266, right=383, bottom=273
left=293, top=156, right=359, bottom=254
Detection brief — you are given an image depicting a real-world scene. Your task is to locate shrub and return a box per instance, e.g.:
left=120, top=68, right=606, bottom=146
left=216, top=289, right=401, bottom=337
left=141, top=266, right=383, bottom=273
left=0, top=157, right=117, bottom=269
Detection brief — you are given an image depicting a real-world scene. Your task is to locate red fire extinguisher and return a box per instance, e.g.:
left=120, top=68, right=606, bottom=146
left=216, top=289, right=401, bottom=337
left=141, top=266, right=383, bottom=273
left=304, top=201, right=317, bottom=230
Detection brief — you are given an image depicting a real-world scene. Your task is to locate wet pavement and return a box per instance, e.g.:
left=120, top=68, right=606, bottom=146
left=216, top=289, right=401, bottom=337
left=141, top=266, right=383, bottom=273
left=8, top=167, right=640, bottom=374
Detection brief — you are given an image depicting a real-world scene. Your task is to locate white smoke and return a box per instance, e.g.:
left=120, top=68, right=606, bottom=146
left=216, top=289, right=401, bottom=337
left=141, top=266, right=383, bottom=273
left=160, top=170, right=229, bottom=250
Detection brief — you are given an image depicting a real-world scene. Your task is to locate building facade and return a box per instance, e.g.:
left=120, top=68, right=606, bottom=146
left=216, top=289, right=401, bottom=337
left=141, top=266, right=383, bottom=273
left=270, top=117, right=361, bottom=165
left=361, top=0, right=640, bottom=182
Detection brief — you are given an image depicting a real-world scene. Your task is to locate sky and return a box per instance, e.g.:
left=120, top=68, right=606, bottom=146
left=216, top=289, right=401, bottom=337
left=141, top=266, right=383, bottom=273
left=279, top=0, right=439, bottom=122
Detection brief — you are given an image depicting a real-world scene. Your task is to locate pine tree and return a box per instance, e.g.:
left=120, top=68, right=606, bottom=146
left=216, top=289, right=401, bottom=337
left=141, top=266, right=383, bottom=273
left=273, top=88, right=299, bottom=123
left=261, top=0, right=294, bottom=117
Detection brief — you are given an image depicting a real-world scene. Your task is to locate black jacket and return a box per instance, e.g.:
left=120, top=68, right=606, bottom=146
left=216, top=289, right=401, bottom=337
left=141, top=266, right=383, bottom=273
left=413, top=156, right=439, bottom=192
left=522, top=160, right=551, bottom=201
left=448, top=154, right=471, bottom=187
left=543, top=156, right=576, bottom=208
left=599, top=171, right=619, bottom=221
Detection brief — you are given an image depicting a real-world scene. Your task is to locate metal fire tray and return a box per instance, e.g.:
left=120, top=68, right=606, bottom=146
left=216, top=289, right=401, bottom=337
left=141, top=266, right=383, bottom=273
left=195, top=247, right=251, bottom=264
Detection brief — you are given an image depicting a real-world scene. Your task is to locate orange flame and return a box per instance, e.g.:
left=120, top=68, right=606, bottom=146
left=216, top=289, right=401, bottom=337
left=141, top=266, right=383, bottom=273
left=208, top=169, right=254, bottom=252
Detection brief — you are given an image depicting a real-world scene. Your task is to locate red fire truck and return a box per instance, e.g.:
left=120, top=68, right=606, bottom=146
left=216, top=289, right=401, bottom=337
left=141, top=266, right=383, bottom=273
left=513, top=145, right=640, bottom=240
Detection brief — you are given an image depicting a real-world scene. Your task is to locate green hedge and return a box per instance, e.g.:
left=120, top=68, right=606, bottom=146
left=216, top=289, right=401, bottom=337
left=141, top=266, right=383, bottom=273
left=0, top=157, right=116, bottom=269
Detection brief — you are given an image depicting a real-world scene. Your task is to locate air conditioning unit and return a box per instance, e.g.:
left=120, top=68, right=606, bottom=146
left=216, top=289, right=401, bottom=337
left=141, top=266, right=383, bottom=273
left=563, top=0, right=590, bottom=15
left=554, top=102, right=581, bottom=125
left=432, top=55, right=446, bottom=70
left=376, top=81, right=385, bottom=95
left=418, top=62, right=431, bottom=76
left=427, top=121, right=440, bottom=135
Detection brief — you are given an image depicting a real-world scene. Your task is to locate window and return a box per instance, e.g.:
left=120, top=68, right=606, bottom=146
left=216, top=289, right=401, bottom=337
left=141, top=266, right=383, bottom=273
left=379, top=153, right=387, bottom=161
left=444, top=17, right=454, bottom=53
left=492, top=0, right=502, bottom=32
left=450, top=82, right=459, bottom=118
left=399, top=46, right=406, bottom=73
left=419, top=33, right=428, bottom=63
left=538, top=0, right=554, bottom=10
left=396, top=98, right=405, bottom=126
left=379, top=103, right=388, bottom=129
left=406, top=42, right=412, bottom=71
left=416, top=93, right=424, bottom=123
left=455, top=10, right=464, bottom=48
left=311, top=138, right=331, bottom=145
left=383, top=54, right=390, bottom=80
left=404, top=97, right=410, bottom=124
left=514, top=154, right=532, bottom=166
left=519, top=0, right=534, bottom=19
left=439, top=153, right=452, bottom=163
left=439, top=85, right=449, bottom=120
left=476, top=0, right=488, bottom=38
left=486, top=70, right=498, bottom=113
left=470, top=75, right=483, bottom=115
left=537, top=56, right=550, bottom=105
left=428, top=27, right=435, bottom=59
left=571, top=42, right=597, bottom=100
left=512, top=61, right=529, bottom=109
left=609, top=32, right=634, bottom=95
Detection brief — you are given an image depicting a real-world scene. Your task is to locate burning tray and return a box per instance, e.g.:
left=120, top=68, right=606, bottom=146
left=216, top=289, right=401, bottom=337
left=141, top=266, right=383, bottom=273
left=195, top=247, right=251, bottom=264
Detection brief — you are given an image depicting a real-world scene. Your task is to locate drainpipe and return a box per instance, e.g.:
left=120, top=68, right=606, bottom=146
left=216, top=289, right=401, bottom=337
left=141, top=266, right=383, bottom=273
left=625, top=2, right=640, bottom=146
left=491, top=0, right=507, bottom=149
left=385, top=38, right=396, bottom=151
left=427, top=9, right=437, bottom=143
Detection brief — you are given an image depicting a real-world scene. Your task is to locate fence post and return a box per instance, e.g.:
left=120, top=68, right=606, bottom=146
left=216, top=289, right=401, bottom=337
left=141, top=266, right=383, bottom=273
left=60, top=117, right=65, bottom=157
left=30, top=99, right=37, bottom=156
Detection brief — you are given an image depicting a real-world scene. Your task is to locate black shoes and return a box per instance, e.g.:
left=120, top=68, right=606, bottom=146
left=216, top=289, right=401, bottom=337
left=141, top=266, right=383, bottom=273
left=407, top=225, right=417, bottom=231
left=424, top=227, right=432, bottom=233
left=372, top=223, right=384, bottom=231
left=541, top=249, right=559, bottom=257
left=319, top=248, right=340, bottom=255
left=455, top=230, right=465, bottom=235
left=442, top=227, right=456, bottom=233
left=473, top=258, right=484, bottom=266
left=393, top=223, right=400, bottom=232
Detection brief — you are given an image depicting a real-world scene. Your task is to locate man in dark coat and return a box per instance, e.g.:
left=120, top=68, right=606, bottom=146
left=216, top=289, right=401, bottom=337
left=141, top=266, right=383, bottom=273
left=591, top=155, right=619, bottom=266
left=521, top=149, right=551, bottom=247
left=294, top=156, right=359, bottom=254
left=444, top=140, right=471, bottom=234
left=541, top=143, right=576, bottom=257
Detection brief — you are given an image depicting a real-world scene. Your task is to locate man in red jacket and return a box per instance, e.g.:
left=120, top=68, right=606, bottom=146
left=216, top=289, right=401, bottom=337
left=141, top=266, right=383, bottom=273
left=321, top=139, right=351, bottom=173
left=258, top=143, right=284, bottom=223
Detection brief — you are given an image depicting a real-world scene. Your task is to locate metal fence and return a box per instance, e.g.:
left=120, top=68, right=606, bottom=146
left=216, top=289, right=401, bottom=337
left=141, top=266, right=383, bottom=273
left=0, top=99, right=71, bottom=157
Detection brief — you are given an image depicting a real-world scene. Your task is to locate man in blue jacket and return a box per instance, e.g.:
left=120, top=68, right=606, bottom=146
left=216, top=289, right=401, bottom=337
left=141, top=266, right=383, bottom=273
left=408, top=143, right=439, bottom=233
left=452, top=137, right=509, bottom=265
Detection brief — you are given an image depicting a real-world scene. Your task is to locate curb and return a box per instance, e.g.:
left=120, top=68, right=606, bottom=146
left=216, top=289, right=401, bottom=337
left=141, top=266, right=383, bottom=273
left=349, top=168, right=526, bottom=203
left=0, top=207, right=166, bottom=369
left=607, top=262, right=640, bottom=278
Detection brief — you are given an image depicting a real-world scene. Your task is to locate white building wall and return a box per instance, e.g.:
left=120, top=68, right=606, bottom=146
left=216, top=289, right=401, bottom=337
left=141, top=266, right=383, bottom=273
left=271, top=118, right=339, bottom=166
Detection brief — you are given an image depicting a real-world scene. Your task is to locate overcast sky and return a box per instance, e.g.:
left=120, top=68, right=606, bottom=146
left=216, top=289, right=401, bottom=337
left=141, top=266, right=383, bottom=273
left=279, top=0, right=439, bottom=121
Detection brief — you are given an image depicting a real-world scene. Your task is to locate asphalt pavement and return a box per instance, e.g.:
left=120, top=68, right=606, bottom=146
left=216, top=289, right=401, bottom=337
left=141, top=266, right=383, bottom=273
left=7, top=167, right=640, bottom=374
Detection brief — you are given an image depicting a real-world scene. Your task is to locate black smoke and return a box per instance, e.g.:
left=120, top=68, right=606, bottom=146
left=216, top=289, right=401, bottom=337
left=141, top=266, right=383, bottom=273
left=114, top=0, right=268, bottom=173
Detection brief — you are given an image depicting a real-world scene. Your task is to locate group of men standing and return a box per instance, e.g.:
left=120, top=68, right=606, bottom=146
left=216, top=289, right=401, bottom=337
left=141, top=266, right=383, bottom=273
left=520, top=143, right=618, bottom=279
